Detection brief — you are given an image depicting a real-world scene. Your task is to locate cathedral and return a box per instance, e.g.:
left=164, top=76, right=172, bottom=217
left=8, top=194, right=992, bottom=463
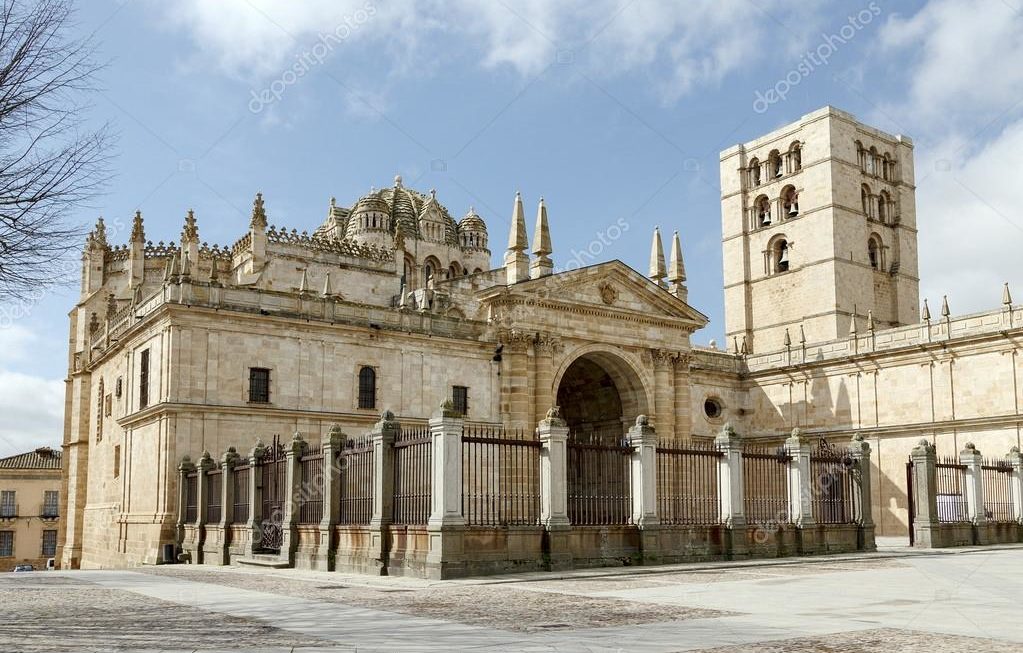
left=58, top=106, right=1023, bottom=570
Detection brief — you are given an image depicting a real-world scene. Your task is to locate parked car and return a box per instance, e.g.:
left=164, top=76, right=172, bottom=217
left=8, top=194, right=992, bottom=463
left=12, top=564, right=34, bottom=572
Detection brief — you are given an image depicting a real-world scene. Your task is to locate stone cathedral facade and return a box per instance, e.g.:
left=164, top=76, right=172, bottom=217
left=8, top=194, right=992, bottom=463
left=58, top=106, right=1023, bottom=568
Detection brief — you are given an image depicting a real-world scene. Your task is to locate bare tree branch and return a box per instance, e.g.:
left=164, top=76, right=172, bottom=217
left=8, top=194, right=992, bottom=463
left=0, top=0, right=112, bottom=300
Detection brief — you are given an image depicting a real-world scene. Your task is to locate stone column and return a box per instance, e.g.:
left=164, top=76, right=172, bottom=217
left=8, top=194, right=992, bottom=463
left=533, top=335, right=559, bottom=430
left=1008, top=447, right=1023, bottom=525
left=652, top=350, right=675, bottom=440
left=672, top=354, right=692, bottom=441
left=910, top=439, right=940, bottom=547
left=368, top=410, right=399, bottom=574
left=315, top=424, right=345, bottom=571
left=244, top=441, right=265, bottom=557
left=627, top=415, right=659, bottom=563
left=848, top=434, right=876, bottom=551
left=502, top=331, right=532, bottom=430
left=538, top=407, right=572, bottom=570
left=783, top=429, right=815, bottom=528
left=194, top=451, right=214, bottom=564
left=426, top=401, right=466, bottom=579
left=280, top=432, right=307, bottom=565
left=715, top=423, right=747, bottom=558
left=960, top=442, right=985, bottom=526
left=175, top=456, right=195, bottom=557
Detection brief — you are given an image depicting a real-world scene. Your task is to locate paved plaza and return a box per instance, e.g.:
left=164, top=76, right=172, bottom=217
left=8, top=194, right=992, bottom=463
left=3, top=544, right=1022, bottom=652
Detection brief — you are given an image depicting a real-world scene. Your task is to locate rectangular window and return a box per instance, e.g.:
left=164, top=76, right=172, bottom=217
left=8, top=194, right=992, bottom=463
left=138, top=349, right=150, bottom=409
left=248, top=367, right=271, bottom=403
left=104, top=394, right=112, bottom=417
left=452, top=385, right=469, bottom=417
left=0, top=491, right=14, bottom=518
left=0, top=531, right=12, bottom=556
left=42, top=491, right=58, bottom=518
left=41, top=530, right=56, bottom=557
left=358, top=367, right=376, bottom=410
left=114, top=445, right=120, bottom=479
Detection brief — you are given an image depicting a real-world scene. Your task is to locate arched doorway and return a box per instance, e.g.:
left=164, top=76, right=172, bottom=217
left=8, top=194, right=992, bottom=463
left=555, top=350, right=649, bottom=443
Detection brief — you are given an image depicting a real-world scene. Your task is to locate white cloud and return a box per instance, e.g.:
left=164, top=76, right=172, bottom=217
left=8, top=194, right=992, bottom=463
left=0, top=371, right=64, bottom=459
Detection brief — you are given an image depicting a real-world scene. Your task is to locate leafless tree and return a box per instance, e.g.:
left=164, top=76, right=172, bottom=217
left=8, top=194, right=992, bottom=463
left=0, top=0, right=111, bottom=300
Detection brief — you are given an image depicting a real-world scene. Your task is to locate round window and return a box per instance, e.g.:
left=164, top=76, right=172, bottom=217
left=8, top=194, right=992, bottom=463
left=704, top=398, right=723, bottom=420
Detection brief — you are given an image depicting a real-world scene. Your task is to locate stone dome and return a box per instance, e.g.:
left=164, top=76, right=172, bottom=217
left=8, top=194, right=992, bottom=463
left=458, top=207, right=487, bottom=233
left=342, top=178, right=460, bottom=246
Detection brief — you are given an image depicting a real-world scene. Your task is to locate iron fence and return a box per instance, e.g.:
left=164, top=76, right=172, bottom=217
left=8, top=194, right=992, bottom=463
left=567, top=429, right=632, bottom=526
left=655, top=440, right=722, bottom=525
left=206, top=468, right=222, bottom=524
left=982, top=459, right=1015, bottom=522
left=935, top=457, right=969, bottom=523
left=741, top=445, right=791, bottom=524
left=809, top=442, right=858, bottom=524
left=298, top=452, right=324, bottom=524
left=338, top=434, right=374, bottom=525
left=393, top=426, right=432, bottom=525
left=232, top=464, right=250, bottom=524
left=461, top=424, right=540, bottom=526
left=184, top=471, right=198, bottom=523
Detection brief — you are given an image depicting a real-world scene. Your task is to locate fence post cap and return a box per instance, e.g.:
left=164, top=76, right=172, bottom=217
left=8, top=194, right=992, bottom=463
left=289, top=431, right=308, bottom=455
left=434, top=399, right=460, bottom=419
left=1011, top=445, right=1021, bottom=455
left=197, top=450, right=214, bottom=470
left=635, top=414, right=649, bottom=426
left=249, top=439, right=266, bottom=460
left=178, top=455, right=195, bottom=472
left=714, top=422, right=741, bottom=446
left=326, top=423, right=347, bottom=445
left=539, top=405, right=566, bottom=428
left=220, top=447, right=239, bottom=466
left=852, top=432, right=865, bottom=442
left=961, top=442, right=979, bottom=455
left=911, top=439, right=935, bottom=455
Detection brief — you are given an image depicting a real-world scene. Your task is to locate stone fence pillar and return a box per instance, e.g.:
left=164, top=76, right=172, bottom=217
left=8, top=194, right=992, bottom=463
left=1009, top=447, right=1023, bottom=525
left=848, top=434, right=876, bottom=551
left=194, top=451, right=215, bottom=564
left=316, top=424, right=345, bottom=571
left=627, top=415, right=659, bottom=562
left=175, top=455, right=195, bottom=555
left=783, top=428, right=814, bottom=528
left=960, top=442, right=986, bottom=526
left=245, top=440, right=266, bottom=557
left=426, top=401, right=466, bottom=579
left=910, top=439, right=940, bottom=547
left=715, top=423, right=747, bottom=558
left=210, top=447, right=239, bottom=565
left=538, top=407, right=571, bottom=571
left=368, top=410, right=399, bottom=574
left=280, top=432, right=307, bottom=565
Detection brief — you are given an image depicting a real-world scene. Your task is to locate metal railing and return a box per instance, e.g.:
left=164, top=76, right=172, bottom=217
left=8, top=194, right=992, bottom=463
left=567, top=429, right=633, bottom=526
left=935, top=458, right=970, bottom=523
left=461, top=424, right=540, bottom=526
left=232, top=465, right=250, bottom=524
left=809, top=443, right=858, bottom=524
left=392, top=426, right=432, bottom=525
left=741, top=445, right=791, bottom=524
left=655, top=440, right=722, bottom=525
left=338, top=435, right=374, bottom=525
left=982, top=459, right=1015, bottom=522
left=298, top=452, right=324, bottom=524
left=206, top=468, right=222, bottom=524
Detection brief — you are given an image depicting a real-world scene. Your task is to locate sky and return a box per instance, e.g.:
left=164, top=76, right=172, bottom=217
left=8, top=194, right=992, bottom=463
left=1, top=0, right=1022, bottom=457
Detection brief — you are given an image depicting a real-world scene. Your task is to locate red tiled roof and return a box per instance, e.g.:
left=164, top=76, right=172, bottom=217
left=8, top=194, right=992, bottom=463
left=0, top=447, right=62, bottom=470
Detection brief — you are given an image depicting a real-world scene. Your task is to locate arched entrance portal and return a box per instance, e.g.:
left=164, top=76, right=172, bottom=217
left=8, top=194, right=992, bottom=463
left=555, top=350, right=649, bottom=444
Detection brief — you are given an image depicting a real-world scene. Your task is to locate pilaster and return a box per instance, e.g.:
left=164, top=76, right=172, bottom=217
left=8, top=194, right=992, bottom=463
left=652, top=350, right=675, bottom=440
left=244, top=441, right=265, bottom=557
left=1008, top=447, right=1023, bottom=525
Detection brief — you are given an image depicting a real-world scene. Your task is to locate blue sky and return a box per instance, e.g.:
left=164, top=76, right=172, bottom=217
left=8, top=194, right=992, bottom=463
left=2, top=0, right=1022, bottom=456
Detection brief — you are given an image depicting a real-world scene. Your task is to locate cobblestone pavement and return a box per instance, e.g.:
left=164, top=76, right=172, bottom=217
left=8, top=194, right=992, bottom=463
left=3, top=548, right=1022, bottom=652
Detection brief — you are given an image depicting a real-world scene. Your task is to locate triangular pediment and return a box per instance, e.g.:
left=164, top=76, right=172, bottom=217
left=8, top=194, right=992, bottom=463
left=476, top=260, right=709, bottom=329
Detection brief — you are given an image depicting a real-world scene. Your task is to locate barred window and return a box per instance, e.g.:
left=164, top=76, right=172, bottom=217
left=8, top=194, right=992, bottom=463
left=114, top=445, right=120, bottom=479
left=248, top=368, right=271, bottom=403
left=452, top=386, right=469, bottom=416
left=139, top=349, right=150, bottom=409
left=41, top=530, right=56, bottom=557
left=358, top=367, right=376, bottom=410
left=43, top=491, right=58, bottom=518
left=0, top=491, right=14, bottom=517
left=0, top=531, right=11, bottom=556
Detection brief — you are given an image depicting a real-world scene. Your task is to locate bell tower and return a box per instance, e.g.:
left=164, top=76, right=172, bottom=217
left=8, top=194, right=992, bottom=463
left=720, top=106, right=919, bottom=353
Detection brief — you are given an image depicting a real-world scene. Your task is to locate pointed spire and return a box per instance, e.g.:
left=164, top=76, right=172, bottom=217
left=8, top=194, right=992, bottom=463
left=648, top=227, right=666, bottom=286
left=167, top=254, right=180, bottom=281
left=508, top=191, right=528, bottom=253
left=398, top=282, right=408, bottom=309
left=208, top=260, right=219, bottom=284
left=89, top=216, right=108, bottom=248
left=321, top=272, right=332, bottom=298
left=733, top=336, right=740, bottom=354
left=740, top=335, right=749, bottom=355
left=1003, top=282, right=1013, bottom=307
left=251, top=192, right=267, bottom=230
left=921, top=299, right=931, bottom=321
left=130, top=210, right=145, bottom=243
left=849, top=314, right=858, bottom=336
left=867, top=310, right=875, bottom=331
left=668, top=230, right=686, bottom=284
left=783, top=328, right=791, bottom=347
left=940, top=295, right=950, bottom=318
left=799, top=325, right=806, bottom=345
left=532, top=197, right=551, bottom=257
left=298, top=268, right=309, bottom=294
left=181, top=209, right=198, bottom=243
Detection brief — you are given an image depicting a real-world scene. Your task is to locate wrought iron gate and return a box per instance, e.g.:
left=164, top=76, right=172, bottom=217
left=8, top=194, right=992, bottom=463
left=259, top=435, right=287, bottom=553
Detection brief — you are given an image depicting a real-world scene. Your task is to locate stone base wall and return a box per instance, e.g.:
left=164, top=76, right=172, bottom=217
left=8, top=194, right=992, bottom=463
left=915, top=521, right=1023, bottom=548
left=386, top=525, right=430, bottom=578
left=200, top=525, right=229, bottom=565
left=292, top=525, right=323, bottom=570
